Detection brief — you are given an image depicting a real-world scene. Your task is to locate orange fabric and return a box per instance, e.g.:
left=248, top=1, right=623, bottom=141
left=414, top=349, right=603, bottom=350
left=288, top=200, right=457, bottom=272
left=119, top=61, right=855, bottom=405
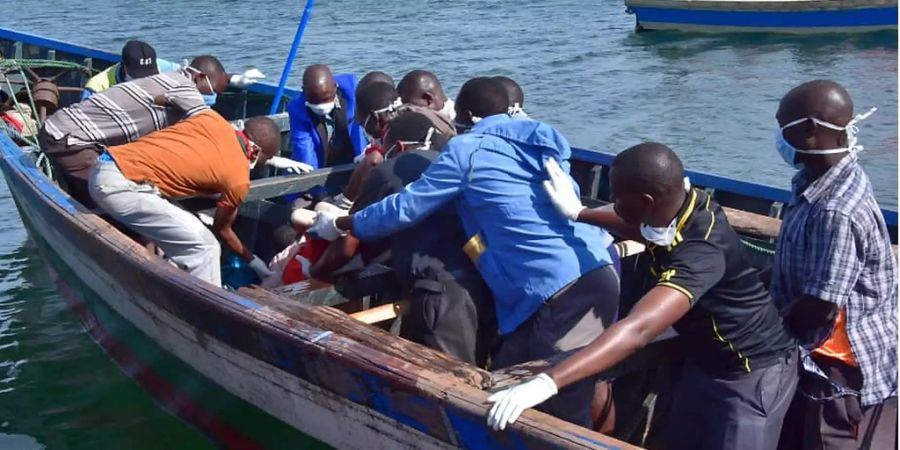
left=108, top=110, right=249, bottom=209
left=813, top=308, right=858, bottom=367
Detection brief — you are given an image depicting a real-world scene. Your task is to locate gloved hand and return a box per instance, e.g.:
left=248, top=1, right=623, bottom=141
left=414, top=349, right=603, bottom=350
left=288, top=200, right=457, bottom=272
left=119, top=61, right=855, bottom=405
left=197, top=212, right=214, bottom=226
left=308, top=211, right=347, bottom=242
left=229, top=68, right=266, bottom=89
left=266, top=156, right=314, bottom=174
left=543, top=158, right=585, bottom=221
left=295, top=255, right=311, bottom=279
left=486, top=373, right=558, bottom=431
left=330, top=192, right=353, bottom=210
left=248, top=255, right=274, bottom=279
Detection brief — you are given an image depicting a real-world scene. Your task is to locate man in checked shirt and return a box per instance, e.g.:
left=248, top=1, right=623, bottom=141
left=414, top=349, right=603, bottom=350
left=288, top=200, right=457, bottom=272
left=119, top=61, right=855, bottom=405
left=772, top=80, right=897, bottom=450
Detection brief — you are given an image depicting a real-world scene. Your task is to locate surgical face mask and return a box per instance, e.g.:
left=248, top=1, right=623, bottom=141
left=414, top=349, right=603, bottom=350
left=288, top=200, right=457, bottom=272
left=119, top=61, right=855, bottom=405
left=306, top=100, right=336, bottom=117
left=508, top=103, right=528, bottom=118
left=185, top=66, right=218, bottom=105
left=775, top=107, right=876, bottom=170
left=639, top=177, right=691, bottom=247
left=440, top=98, right=456, bottom=122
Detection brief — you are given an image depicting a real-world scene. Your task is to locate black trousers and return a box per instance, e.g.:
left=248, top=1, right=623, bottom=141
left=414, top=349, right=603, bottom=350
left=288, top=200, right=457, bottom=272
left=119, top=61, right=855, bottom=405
left=400, top=271, right=497, bottom=368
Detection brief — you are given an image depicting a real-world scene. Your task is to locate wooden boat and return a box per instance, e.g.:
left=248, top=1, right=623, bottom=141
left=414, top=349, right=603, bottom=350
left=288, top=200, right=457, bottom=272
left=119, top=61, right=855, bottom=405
left=624, top=0, right=899, bottom=33
left=1, top=27, right=897, bottom=450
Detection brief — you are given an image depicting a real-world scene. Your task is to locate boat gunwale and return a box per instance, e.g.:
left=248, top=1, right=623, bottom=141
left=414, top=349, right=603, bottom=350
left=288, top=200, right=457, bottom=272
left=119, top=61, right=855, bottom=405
left=0, top=134, right=634, bottom=449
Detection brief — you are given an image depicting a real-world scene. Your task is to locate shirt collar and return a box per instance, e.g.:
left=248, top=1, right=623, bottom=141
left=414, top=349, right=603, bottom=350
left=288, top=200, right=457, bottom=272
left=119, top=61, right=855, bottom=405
left=791, top=153, right=858, bottom=205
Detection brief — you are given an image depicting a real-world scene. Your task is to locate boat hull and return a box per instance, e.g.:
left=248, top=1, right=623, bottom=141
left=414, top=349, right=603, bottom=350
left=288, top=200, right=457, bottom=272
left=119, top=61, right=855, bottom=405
left=625, top=1, right=898, bottom=33
left=0, top=134, right=628, bottom=450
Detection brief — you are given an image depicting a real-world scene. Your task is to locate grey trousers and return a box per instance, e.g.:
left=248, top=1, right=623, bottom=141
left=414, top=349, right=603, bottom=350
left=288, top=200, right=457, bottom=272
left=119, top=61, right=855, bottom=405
left=492, top=264, right=620, bottom=428
left=89, top=160, right=222, bottom=286
left=668, top=348, right=799, bottom=450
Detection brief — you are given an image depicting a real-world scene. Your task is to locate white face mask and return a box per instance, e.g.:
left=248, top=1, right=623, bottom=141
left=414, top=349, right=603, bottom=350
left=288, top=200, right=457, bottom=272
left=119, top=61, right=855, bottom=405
left=440, top=98, right=456, bottom=122
left=776, top=107, right=876, bottom=170
left=508, top=103, right=528, bottom=118
left=639, top=177, right=691, bottom=247
left=306, top=100, right=336, bottom=117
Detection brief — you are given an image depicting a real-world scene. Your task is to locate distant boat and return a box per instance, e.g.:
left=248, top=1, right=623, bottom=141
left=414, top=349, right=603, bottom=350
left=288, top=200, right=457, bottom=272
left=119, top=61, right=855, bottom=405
left=624, top=0, right=899, bottom=33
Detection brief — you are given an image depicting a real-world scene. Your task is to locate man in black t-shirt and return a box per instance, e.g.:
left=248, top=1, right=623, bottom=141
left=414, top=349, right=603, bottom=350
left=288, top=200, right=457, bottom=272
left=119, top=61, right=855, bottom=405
left=310, top=112, right=496, bottom=367
left=486, top=143, right=797, bottom=450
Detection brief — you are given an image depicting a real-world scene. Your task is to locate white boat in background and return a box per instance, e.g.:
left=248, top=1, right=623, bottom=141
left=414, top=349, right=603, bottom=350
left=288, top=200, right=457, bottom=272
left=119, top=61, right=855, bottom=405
left=624, top=0, right=898, bottom=33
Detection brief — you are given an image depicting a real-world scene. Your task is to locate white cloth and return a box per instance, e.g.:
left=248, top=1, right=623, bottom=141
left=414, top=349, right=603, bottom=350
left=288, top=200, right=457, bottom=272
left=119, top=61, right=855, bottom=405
left=89, top=161, right=222, bottom=286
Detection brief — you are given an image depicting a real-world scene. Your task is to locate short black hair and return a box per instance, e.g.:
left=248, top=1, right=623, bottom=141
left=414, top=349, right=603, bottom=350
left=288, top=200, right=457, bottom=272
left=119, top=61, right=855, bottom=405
left=355, top=81, right=398, bottom=115
left=189, top=55, right=226, bottom=79
left=359, top=71, right=395, bottom=89
left=493, top=76, right=524, bottom=107
left=456, top=77, right=509, bottom=119
left=385, top=111, right=449, bottom=151
left=611, top=142, right=684, bottom=198
left=397, top=70, right=443, bottom=100
left=244, top=116, right=282, bottom=156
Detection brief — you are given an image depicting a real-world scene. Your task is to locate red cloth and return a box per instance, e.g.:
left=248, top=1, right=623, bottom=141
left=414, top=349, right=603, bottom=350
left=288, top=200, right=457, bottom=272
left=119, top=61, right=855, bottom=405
left=281, top=234, right=329, bottom=284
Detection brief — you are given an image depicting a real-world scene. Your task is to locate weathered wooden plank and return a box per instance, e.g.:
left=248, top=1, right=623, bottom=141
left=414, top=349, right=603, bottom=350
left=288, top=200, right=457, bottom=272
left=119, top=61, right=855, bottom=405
left=245, top=163, right=355, bottom=202
left=237, top=285, right=492, bottom=388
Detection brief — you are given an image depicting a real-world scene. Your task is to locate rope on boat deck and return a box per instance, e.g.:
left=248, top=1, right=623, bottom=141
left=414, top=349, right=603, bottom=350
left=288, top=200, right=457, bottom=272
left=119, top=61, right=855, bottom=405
left=741, top=239, right=776, bottom=256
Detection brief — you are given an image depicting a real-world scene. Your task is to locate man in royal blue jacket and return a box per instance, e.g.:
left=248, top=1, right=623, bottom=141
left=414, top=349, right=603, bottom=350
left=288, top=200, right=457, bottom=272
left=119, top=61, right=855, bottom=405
left=286, top=64, right=367, bottom=169
left=308, top=77, right=619, bottom=428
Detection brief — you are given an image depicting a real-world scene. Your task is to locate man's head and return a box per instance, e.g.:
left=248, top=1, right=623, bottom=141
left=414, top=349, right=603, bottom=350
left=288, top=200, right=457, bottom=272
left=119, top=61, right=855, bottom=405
left=397, top=70, right=447, bottom=111
left=776, top=80, right=856, bottom=170
left=187, top=55, right=228, bottom=95
left=383, top=111, right=449, bottom=158
left=302, top=64, right=338, bottom=113
left=359, top=71, right=395, bottom=90
left=355, top=81, right=400, bottom=138
left=454, top=77, right=509, bottom=131
left=243, top=116, right=281, bottom=168
left=121, top=40, right=159, bottom=80
left=610, top=142, right=686, bottom=227
left=493, top=76, right=524, bottom=108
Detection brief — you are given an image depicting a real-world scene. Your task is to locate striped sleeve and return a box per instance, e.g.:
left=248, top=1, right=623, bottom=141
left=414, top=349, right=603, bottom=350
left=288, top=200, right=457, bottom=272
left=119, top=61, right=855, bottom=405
left=164, top=86, right=209, bottom=118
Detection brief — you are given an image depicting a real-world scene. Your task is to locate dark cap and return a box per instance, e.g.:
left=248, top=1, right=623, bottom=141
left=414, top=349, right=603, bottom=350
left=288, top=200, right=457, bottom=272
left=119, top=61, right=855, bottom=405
left=121, top=40, right=158, bottom=79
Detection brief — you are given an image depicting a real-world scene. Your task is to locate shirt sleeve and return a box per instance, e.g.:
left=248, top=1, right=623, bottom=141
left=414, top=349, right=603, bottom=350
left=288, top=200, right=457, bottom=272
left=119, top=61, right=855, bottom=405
left=655, top=240, right=727, bottom=305
left=352, top=144, right=467, bottom=242
left=164, top=86, right=208, bottom=118
left=218, top=182, right=250, bottom=210
left=800, top=209, right=865, bottom=308
left=289, top=113, right=319, bottom=169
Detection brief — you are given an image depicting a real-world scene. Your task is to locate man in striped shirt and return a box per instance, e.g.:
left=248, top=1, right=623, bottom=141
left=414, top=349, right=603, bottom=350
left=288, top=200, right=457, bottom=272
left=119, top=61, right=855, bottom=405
left=37, top=55, right=228, bottom=208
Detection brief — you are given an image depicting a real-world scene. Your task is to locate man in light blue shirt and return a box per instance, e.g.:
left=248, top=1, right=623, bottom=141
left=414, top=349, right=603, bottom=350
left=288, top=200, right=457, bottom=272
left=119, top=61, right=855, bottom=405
left=310, top=77, right=619, bottom=427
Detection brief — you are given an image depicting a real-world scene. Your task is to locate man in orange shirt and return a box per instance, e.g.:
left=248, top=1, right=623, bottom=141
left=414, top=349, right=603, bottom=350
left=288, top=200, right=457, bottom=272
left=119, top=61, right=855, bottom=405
left=88, top=110, right=280, bottom=286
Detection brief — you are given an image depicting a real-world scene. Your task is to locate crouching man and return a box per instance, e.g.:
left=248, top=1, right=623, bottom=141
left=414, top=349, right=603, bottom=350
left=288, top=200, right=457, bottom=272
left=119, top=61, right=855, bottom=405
left=89, top=110, right=279, bottom=286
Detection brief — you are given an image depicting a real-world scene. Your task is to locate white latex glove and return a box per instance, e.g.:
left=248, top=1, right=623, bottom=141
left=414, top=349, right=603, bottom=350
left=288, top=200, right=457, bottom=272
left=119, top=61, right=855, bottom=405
left=229, top=68, right=266, bottom=89
left=308, top=211, right=346, bottom=242
left=543, top=158, right=585, bottom=221
left=330, top=192, right=353, bottom=210
left=267, top=156, right=313, bottom=174
left=248, top=255, right=274, bottom=279
left=486, top=373, right=558, bottom=431
left=197, top=212, right=214, bottom=226
left=295, top=255, right=311, bottom=278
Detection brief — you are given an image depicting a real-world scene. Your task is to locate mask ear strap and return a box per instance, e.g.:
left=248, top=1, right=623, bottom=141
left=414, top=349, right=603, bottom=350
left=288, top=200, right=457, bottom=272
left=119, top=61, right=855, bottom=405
left=422, top=127, right=435, bottom=150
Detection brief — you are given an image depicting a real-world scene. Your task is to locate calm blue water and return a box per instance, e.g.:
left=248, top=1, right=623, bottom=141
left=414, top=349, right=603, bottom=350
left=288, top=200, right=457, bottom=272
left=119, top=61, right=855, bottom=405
left=1, top=0, right=897, bottom=448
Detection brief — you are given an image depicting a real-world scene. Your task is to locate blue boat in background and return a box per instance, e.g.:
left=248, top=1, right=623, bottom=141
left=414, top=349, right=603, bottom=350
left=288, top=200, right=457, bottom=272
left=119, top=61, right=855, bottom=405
left=625, top=0, right=898, bottom=33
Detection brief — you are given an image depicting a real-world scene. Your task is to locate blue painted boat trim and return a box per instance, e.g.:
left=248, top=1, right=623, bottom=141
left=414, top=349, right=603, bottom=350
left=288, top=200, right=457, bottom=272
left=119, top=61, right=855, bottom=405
left=0, top=27, right=119, bottom=61
left=629, top=6, right=898, bottom=28
left=570, top=148, right=898, bottom=227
